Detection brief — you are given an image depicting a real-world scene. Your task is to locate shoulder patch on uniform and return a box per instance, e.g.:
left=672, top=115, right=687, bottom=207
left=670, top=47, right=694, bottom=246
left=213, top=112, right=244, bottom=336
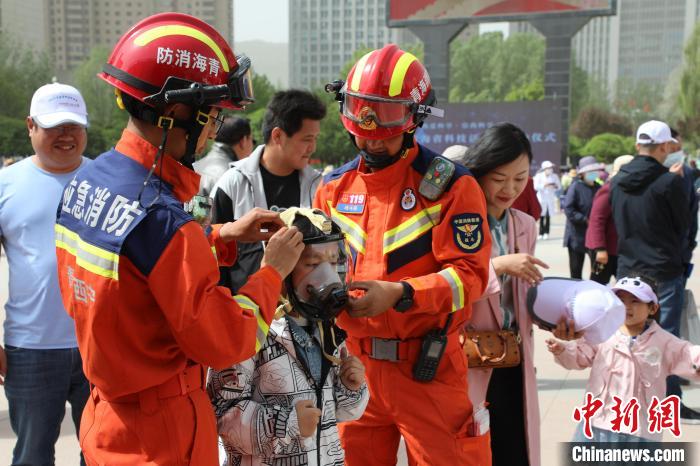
left=323, top=156, right=361, bottom=185
left=412, top=145, right=473, bottom=193
left=451, top=213, right=484, bottom=253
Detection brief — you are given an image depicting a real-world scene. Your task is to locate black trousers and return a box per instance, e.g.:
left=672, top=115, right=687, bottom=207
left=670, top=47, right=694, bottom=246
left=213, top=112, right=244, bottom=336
left=486, top=364, right=529, bottom=466
left=588, top=250, right=618, bottom=285
left=568, top=248, right=586, bottom=279
left=539, top=214, right=550, bottom=236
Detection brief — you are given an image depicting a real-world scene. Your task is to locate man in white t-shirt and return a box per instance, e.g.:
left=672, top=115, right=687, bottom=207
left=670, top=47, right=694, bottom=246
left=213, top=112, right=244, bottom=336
left=0, top=83, right=91, bottom=465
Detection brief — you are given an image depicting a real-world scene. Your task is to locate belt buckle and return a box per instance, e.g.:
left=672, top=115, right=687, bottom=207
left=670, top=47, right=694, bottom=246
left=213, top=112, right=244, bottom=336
left=371, top=338, right=400, bottom=361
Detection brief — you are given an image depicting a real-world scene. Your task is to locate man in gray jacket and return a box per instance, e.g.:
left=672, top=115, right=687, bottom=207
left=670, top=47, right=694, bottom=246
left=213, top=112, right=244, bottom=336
left=194, top=116, right=253, bottom=196
left=212, top=90, right=325, bottom=293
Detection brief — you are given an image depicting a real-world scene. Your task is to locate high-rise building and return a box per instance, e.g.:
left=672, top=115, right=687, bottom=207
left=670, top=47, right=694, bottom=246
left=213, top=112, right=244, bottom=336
left=0, top=0, right=233, bottom=70
left=289, top=0, right=417, bottom=89
left=513, top=0, right=700, bottom=91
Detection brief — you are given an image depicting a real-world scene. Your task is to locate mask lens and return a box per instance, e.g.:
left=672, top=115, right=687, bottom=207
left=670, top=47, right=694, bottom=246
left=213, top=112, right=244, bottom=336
left=343, top=94, right=412, bottom=128
left=230, top=55, right=255, bottom=106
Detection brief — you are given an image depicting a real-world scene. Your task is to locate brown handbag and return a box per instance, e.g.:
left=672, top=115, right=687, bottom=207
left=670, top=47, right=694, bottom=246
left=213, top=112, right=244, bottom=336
left=461, top=330, right=522, bottom=369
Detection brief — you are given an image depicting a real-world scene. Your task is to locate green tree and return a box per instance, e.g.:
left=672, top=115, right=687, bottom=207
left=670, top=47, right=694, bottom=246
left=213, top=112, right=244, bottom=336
left=0, top=115, right=33, bottom=156
left=678, top=21, right=700, bottom=148
left=0, top=32, right=53, bottom=120
left=613, top=78, right=663, bottom=127
left=580, top=133, right=631, bottom=164
left=313, top=88, right=355, bottom=166
left=241, top=73, right=277, bottom=145
left=72, top=46, right=129, bottom=156
left=571, top=106, right=632, bottom=140
left=0, top=32, right=53, bottom=155
left=449, top=32, right=544, bottom=103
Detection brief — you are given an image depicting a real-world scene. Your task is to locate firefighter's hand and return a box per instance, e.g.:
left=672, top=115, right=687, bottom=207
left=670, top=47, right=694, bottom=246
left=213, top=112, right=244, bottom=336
left=0, top=345, right=6, bottom=385
left=295, top=400, right=321, bottom=438
left=545, top=338, right=565, bottom=355
left=595, top=250, right=608, bottom=265
left=261, top=227, right=304, bottom=279
left=552, top=318, right=583, bottom=341
left=219, top=208, right=285, bottom=243
left=492, top=253, right=549, bottom=285
left=339, top=347, right=365, bottom=391
left=347, top=280, right=403, bottom=317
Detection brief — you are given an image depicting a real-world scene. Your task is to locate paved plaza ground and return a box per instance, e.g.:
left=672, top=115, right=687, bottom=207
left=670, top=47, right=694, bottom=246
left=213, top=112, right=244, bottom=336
left=1, top=212, right=698, bottom=465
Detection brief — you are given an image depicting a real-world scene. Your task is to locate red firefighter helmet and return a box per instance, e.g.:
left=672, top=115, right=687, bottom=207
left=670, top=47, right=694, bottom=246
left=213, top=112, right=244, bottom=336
left=99, top=12, right=253, bottom=110
left=338, top=44, right=440, bottom=140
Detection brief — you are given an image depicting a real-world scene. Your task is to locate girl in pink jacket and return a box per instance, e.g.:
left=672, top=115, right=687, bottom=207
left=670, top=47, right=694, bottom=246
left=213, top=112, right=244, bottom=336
left=547, top=275, right=700, bottom=442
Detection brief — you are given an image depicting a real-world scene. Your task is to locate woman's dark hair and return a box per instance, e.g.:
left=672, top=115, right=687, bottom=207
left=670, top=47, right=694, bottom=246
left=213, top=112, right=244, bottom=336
left=462, top=122, right=533, bottom=179
left=262, top=90, right=326, bottom=144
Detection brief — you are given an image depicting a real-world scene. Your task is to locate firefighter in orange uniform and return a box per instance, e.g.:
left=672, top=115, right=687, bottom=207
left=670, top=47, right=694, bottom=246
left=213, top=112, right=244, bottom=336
left=54, top=13, right=304, bottom=465
left=316, top=44, right=493, bottom=465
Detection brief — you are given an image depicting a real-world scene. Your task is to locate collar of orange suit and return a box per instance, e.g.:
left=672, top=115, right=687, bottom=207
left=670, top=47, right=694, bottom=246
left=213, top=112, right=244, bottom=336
left=115, top=129, right=200, bottom=202
left=357, top=145, right=419, bottom=174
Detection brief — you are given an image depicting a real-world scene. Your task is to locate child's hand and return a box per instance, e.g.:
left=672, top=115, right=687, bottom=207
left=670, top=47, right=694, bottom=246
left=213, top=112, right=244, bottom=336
left=339, top=347, right=365, bottom=391
left=546, top=338, right=565, bottom=355
left=295, top=400, right=321, bottom=438
left=553, top=318, right=583, bottom=341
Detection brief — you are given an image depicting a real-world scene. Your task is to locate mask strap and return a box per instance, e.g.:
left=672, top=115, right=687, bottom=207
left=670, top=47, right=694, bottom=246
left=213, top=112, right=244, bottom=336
left=318, top=322, right=342, bottom=365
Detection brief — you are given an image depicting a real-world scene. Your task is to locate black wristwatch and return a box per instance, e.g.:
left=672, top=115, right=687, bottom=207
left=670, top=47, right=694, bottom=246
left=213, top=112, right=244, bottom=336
left=394, top=281, right=415, bottom=313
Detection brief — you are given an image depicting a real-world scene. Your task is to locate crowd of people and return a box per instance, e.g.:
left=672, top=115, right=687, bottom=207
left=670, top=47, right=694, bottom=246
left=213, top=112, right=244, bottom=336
left=1, top=10, right=700, bottom=466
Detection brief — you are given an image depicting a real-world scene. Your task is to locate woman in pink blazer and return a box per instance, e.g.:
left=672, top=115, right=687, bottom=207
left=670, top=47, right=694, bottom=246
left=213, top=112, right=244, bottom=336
left=462, top=123, right=549, bottom=466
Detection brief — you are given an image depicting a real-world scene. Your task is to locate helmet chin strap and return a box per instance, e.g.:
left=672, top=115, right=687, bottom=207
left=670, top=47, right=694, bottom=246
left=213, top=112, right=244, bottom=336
left=352, top=131, right=416, bottom=169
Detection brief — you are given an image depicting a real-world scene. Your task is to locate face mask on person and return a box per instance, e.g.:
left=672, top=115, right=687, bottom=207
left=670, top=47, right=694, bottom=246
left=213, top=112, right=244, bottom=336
left=291, top=242, right=350, bottom=321
left=583, top=172, right=598, bottom=184
left=663, top=150, right=685, bottom=168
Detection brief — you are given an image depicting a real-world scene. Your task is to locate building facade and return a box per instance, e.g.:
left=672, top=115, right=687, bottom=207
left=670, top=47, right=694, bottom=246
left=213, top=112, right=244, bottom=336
left=289, top=0, right=416, bottom=89
left=0, top=0, right=233, bottom=70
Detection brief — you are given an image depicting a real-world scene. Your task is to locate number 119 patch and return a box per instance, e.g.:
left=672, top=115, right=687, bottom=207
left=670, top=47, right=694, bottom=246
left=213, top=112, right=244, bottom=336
left=336, top=192, right=366, bottom=214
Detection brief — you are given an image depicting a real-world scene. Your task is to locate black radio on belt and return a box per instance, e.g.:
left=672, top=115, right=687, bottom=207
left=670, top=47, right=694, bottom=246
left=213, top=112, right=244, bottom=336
left=412, top=314, right=454, bottom=382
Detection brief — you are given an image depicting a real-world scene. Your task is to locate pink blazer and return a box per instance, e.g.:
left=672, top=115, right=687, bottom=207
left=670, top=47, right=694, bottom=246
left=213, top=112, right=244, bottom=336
left=466, top=208, right=541, bottom=466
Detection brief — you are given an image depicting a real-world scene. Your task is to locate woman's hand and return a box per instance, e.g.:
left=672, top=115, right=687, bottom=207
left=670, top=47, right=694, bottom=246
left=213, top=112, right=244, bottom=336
left=552, top=318, right=583, bottom=341
left=492, top=253, right=549, bottom=285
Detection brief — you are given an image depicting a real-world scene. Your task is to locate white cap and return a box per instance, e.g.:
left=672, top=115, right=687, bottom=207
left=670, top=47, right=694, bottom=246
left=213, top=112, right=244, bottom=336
left=527, top=278, right=625, bottom=344
left=541, top=160, right=555, bottom=170
left=30, top=83, right=88, bottom=129
left=636, top=120, right=677, bottom=145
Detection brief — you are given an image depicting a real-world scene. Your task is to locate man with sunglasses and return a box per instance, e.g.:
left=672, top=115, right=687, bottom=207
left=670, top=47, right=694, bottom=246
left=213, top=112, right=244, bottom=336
left=54, top=13, right=304, bottom=465
left=0, top=82, right=91, bottom=465
left=315, top=45, right=492, bottom=465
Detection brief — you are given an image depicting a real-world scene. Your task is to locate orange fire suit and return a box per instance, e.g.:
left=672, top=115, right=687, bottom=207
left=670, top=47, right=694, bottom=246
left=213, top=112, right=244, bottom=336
left=315, top=145, right=492, bottom=465
left=55, top=130, right=281, bottom=465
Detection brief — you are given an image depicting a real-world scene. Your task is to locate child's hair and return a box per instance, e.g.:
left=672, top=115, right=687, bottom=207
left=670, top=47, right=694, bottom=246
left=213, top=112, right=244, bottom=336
left=619, top=271, right=660, bottom=322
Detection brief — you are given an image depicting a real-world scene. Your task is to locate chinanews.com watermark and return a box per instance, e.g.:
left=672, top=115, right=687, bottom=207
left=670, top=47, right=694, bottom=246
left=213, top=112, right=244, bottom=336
left=561, top=393, right=695, bottom=464
left=562, top=442, right=693, bottom=465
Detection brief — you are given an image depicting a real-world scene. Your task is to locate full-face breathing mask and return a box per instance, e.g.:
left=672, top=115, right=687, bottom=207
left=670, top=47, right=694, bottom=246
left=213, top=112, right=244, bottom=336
left=279, top=208, right=351, bottom=322
left=288, top=241, right=350, bottom=322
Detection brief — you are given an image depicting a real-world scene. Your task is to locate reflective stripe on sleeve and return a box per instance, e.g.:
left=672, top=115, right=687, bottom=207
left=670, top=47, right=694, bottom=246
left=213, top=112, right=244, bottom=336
left=234, top=294, right=270, bottom=352
left=438, top=267, right=465, bottom=312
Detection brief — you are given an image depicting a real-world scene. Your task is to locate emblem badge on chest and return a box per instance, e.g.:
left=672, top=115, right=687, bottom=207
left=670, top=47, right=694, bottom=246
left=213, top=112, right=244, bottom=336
left=400, top=188, right=416, bottom=211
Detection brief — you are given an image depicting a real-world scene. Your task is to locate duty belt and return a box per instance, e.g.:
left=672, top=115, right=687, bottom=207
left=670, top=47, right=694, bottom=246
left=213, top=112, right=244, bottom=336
left=357, top=334, right=461, bottom=363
